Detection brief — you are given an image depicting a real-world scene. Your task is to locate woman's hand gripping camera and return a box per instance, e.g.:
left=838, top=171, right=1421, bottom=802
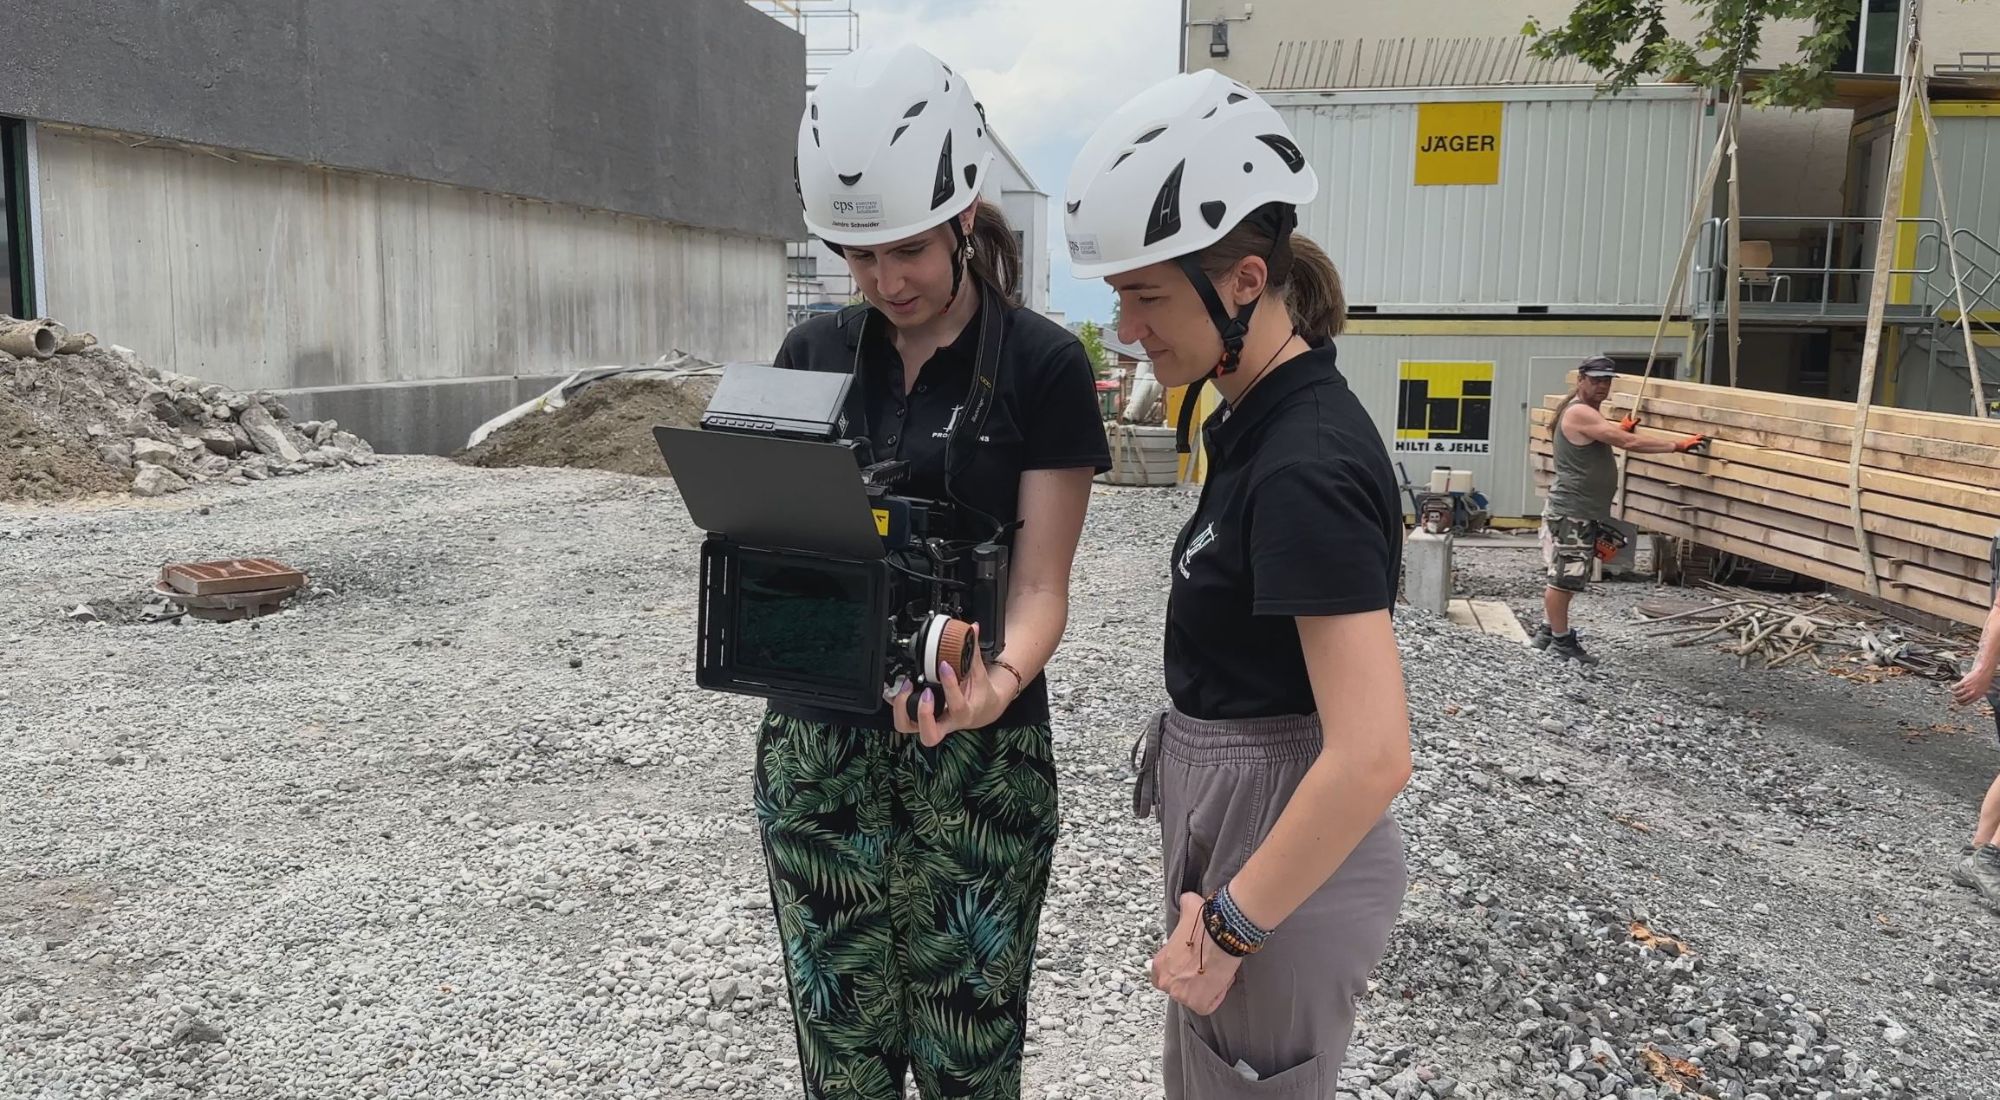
left=887, top=624, right=1022, bottom=747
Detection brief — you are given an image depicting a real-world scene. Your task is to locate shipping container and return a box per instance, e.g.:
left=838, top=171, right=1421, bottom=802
left=1267, top=85, right=1713, bottom=315
left=1178, top=321, right=1698, bottom=521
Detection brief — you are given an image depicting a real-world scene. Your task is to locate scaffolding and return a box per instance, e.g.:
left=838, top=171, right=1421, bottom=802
left=746, top=1, right=861, bottom=325
left=745, top=1, right=861, bottom=89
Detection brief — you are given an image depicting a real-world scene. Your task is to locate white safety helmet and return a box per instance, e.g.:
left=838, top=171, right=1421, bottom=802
left=795, top=44, right=995, bottom=253
left=1064, top=70, right=1316, bottom=280
left=1065, top=71, right=1317, bottom=380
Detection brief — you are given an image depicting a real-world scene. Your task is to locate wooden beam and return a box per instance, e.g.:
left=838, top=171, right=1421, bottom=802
left=1586, top=400, right=2000, bottom=491
left=1533, top=411, right=2000, bottom=532
left=1620, top=481, right=1988, bottom=605
left=1614, top=501, right=1990, bottom=626
left=1609, top=376, right=2000, bottom=450
left=1529, top=411, right=2000, bottom=520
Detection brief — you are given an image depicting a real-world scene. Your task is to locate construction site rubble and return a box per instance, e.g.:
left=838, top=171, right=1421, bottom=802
left=0, top=315, right=379, bottom=503
left=1636, top=582, right=1977, bottom=680
left=4, top=468, right=1999, bottom=1098
left=455, top=352, right=721, bottom=477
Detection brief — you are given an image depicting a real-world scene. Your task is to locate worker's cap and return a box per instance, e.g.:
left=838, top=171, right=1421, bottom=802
left=1578, top=355, right=1619, bottom=379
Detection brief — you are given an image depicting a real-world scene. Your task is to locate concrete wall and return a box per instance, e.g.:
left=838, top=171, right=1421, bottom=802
left=36, top=127, right=784, bottom=453
left=0, top=0, right=802, bottom=243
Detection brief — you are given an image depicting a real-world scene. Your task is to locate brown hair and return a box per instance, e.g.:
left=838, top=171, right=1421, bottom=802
left=965, top=199, right=1022, bottom=307
left=1195, top=205, right=1346, bottom=342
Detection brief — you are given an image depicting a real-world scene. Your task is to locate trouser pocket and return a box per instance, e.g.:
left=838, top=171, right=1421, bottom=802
left=1170, top=1008, right=1326, bottom=1098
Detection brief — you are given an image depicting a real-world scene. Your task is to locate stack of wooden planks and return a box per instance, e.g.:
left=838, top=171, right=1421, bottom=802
left=1529, top=376, right=2000, bottom=627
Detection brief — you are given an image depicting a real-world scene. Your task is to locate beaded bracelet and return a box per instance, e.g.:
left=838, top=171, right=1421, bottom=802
left=1200, top=883, right=1270, bottom=958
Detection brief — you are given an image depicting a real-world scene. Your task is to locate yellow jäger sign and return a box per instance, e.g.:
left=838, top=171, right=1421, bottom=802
left=1395, top=360, right=1494, bottom=455
left=1414, top=102, right=1501, bottom=186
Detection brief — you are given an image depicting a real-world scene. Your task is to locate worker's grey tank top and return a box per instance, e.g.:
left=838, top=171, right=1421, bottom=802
left=1544, top=396, right=1618, bottom=522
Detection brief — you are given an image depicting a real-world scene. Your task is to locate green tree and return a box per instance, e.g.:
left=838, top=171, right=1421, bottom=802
left=1077, top=320, right=1111, bottom=378
left=1525, top=0, right=1884, bottom=108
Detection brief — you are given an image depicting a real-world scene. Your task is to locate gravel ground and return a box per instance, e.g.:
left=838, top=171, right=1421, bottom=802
left=3, top=462, right=1999, bottom=1100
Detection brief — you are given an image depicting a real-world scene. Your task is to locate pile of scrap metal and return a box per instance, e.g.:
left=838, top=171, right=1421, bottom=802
left=1636, top=582, right=1974, bottom=679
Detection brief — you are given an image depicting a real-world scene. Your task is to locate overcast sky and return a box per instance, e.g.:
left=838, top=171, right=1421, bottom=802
left=828, top=0, right=1181, bottom=323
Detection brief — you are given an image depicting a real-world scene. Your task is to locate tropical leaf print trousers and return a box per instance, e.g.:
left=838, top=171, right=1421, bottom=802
left=753, top=710, right=1060, bottom=1100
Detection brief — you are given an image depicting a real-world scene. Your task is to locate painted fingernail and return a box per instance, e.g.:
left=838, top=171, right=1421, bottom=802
left=920, top=689, right=934, bottom=709
left=940, top=661, right=956, bottom=682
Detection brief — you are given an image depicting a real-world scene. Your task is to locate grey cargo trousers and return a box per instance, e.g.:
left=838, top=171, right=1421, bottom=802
left=1133, top=708, right=1407, bottom=1098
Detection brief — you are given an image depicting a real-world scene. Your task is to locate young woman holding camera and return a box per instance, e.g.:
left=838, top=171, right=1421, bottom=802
left=1065, top=72, right=1412, bottom=1098
left=755, top=43, right=1109, bottom=1100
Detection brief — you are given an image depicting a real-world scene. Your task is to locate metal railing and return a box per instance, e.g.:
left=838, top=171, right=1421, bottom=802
left=1936, top=51, right=2000, bottom=75
left=1906, top=227, right=2000, bottom=405
left=1691, top=215, right=1944, bottom=320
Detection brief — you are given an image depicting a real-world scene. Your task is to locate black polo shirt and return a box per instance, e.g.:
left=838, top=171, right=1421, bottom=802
left=1164, top=342, right=1404, bottom=721
left=768, top=298, right=1112, bottom=730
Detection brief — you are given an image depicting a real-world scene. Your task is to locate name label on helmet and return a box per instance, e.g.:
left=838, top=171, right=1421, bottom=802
left=829, top=195, right=885, bottom=230
left=1067, top=235, right=1102, bottom=264
left=1414, top=102, right=1502, bottom=186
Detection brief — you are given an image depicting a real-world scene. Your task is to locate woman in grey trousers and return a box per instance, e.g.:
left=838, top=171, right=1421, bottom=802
left=1063, top=71, right=1413, bottom=1097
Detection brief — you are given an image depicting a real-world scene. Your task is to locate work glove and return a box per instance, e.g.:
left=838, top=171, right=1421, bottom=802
left=1618, top=415, right=1641, bottom=432
left=1673, top=434, right=1708, bottom=455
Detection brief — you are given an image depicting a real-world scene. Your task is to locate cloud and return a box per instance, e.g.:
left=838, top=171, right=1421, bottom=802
left=850, top=0, right=1182, bottom=321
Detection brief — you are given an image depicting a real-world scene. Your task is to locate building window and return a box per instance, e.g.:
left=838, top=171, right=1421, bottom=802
left=1834, top=0, right=1905, bottom=75
left=1, top=117, right=29, bottom=318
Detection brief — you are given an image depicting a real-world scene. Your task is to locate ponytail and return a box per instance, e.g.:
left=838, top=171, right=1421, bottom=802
left=1196, top=203, right=1348, bottom=342
left=1281, top=234, right=1346, bottom=342
left=966, top=200, right=1023, bottom=307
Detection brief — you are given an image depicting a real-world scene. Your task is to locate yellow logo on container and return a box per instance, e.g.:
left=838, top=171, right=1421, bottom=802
left=1415, top=102, right=1502, bottom=186
left=1395, top=360, right=1495, bottom=455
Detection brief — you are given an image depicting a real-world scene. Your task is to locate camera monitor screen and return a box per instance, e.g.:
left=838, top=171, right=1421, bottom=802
left=729, top=548, right=879, bottom=697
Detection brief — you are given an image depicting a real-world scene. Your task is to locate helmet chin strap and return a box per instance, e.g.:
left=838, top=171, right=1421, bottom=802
left=945, top=215, right=973, bottom=309
left=1173, top=254, right=1254, bottom=380
left=1167, top=204, right=1299, bottom=455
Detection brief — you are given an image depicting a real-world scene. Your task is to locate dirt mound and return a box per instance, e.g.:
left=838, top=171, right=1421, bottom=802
left=0, top=324, right=380, bottom=504
left=456, top=374, right=718, bottom=477
left=0, top=393, right=130, bottom=501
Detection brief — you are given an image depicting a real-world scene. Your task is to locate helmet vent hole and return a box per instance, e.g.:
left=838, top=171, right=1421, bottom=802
left=929, top=132, right=957, bottom=210
left=964, top=164, right=977, bottom=188
left=1141, top=160, right=1186, bottom=247
left=904, top=101, right=928, bottom=119
left=812, top=127, right=820, bottom=147
left=1203, top=106, right=1218, bottom=119
left=1227, top=92, right=1249, bottom=104
left=891, top=125, right=909, bottom=145
left=1256, top=134, right=1307, bottom=173
left=1065, top=199, right=1080, bottom=214
left=1111, top=150, right=1134, bottom=171
left=810, top=104, right=818, bottom=121
left=1136, top=127, right=1166, bottom=144
left=838, top=172, right=862, bottom=186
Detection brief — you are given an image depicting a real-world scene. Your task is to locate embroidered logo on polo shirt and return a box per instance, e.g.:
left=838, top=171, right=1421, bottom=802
left=930, top=403, right=993, bottom=443
left=1178, top=521, right=1216, bottom=579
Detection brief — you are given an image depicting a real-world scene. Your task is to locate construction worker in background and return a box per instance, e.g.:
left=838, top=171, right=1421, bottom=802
left=1532, top=356, right=1706, bottom=664
left=1949, top=531, right=2000, bottom=910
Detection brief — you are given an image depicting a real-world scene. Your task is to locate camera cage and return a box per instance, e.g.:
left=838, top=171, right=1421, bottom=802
left=655, top=288, right=1012, bottom=716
